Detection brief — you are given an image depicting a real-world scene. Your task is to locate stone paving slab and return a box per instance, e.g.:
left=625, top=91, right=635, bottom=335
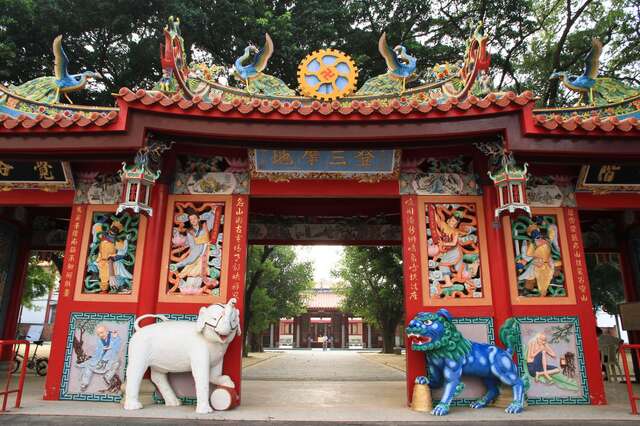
left=243, top=349, right=404, bottom=381
left=358, top=352, right=406, bottom=372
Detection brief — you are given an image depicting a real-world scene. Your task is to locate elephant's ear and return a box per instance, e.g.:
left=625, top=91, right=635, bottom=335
left=196, top=306, right=207, bottom=332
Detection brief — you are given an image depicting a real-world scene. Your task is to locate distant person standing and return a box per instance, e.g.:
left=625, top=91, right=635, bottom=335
left=307, top=335, right=313, bottom=349
left=322, top=335, right=328, bottom=351
left=329, top=335, right=334, bottom=349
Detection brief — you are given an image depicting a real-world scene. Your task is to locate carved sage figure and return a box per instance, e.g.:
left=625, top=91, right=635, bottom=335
left=406, top=309, right=526, bottom=416
left=123, top=298, right=241, bottom=413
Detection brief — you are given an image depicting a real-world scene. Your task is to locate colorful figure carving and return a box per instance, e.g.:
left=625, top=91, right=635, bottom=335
left=2, top=35, right=101, bottom=105
left=85, top=213, right=139, bottom=295
left=427, top=204, right=481, bottom=298
left=233, top=34, right=295, bottom=96
left=406, top=309, right=526, bottom=416
left=513, top=216, right=564, bottom=297
left=357, top=33, right=417, bottom=95
left=124, top=298, right=241, bottom=413
left=168, top=202, right=224, bottom=295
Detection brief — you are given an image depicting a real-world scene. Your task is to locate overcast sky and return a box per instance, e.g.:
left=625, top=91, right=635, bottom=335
left=294, top=245, right=343, bottom=284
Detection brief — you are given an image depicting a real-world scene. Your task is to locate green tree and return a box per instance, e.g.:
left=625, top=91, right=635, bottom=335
left=21, top=255, right=57, bottom=309
left=244, top=245, right=313, bottom=354
left=586, top=255, right=626, bottom=315
left=334, top=246, right=404, bottom=354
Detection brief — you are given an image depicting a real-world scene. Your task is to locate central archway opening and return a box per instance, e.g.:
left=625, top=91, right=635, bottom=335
left=240, top=197, right=407, bottom=411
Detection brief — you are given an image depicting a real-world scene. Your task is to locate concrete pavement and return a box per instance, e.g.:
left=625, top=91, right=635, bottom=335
left=243, top=349, right=405, bottom=381
left=2, top=350, right=639, bottom=423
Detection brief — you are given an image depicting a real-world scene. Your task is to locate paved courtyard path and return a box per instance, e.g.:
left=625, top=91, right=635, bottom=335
left=243, top=350, right=405, bottom=381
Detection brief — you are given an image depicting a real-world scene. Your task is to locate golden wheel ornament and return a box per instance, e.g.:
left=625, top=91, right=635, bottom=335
left=297, top=49, right=358, bottom=101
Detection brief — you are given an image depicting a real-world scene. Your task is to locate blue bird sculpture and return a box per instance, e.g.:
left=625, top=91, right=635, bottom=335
left=232, top=33, right=294, bottom=96
left=357, top=33, right=417, bottom=95
left=550, top=38, right=602, bottom=106
left=2, top=35, right=101, bottom=105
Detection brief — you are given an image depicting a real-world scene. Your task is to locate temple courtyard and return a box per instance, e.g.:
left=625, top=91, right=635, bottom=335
left=1, top=350, right=638, bottom=424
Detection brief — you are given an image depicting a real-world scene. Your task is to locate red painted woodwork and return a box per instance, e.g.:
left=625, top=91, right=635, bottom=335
left=482, top=185, right=513, bottom=343
left=0, top=232, right=30, bottom=360
left=251, top=179, right=399, bottom=197
left=400, top=195, right=425, bottom=404
left=222, top=195, right=249, bottom=400
left=576, top=193, right=640, bottom=210
left=563, top=208, right=607, bottom=404
left=0, top=190, right=74, bottom=206
left=44, top=205, right=86, bottom=400
left=138, top=184, right=169, bottom=323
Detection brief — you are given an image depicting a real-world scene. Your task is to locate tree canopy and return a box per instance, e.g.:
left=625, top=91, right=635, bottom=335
left=244, top=245, right=313, bottom=352
left=334, top=246, right=404, bottom=353
left=21, top=255, right=58, bottom=309
left=2, top=0, right=639, bottom=106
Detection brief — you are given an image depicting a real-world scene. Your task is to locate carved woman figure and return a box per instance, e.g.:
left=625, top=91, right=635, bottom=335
left=169, top=207, right=219, bottom=294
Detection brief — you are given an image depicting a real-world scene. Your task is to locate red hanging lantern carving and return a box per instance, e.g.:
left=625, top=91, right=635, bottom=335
left=487, top=150, right=530, bottom=219
left=117, top=142, right=171, bottom=216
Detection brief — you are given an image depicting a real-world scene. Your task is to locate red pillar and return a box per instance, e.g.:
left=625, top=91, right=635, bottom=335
left=44, top=204, right=87, bottom=400
left=222, top=195, right=249, bottom=401
left=1, top=226, right=30, bottom=359
left=482, top=185, right=512, bottom=342
left=565, top=208, right=607, bottom=404
left=401, top=195, right=425, bottom=404
left=137, top=183, right=169, bottom=324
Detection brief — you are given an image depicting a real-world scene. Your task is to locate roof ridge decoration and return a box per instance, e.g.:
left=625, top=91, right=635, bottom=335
left=0, top=36, right=104, bottom=119
left=149, top=17, right=493, bottom=106
left=534, top=37, right=640, bottom=127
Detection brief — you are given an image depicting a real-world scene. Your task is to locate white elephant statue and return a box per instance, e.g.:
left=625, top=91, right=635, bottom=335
left=123, top=298, right=241, bottom=414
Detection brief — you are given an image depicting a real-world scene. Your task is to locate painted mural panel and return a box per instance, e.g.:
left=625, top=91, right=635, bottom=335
left=511, top=316, right=589, bottom=404
left=504, top=208, right=576, bottom=305
left=159, top=195, right=231, bottom=303
left=74, top=206, right=146, bottom=302
left=418, top=196, right=492, bottom=306
left=61, top=312, right=134, bottom=401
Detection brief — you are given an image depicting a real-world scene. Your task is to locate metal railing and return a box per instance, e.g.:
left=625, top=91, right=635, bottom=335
left=620, top=344, right=640, bottom=415
left=0, top=340, right=29, bottom=411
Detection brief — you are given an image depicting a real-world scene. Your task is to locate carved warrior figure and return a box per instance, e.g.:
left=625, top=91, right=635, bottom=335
left=406, top=310, right=526, bottom=416
left=124, top=299, right=241, bottom=413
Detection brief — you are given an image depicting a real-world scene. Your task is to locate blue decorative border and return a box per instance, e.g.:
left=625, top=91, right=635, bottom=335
left=152, top=314, right=197, bottom=405
left=60, top=312, right=135, bottom=402
left=431, top=317, right=495, bottom=407
left=511, top=316, right=589, bottom=405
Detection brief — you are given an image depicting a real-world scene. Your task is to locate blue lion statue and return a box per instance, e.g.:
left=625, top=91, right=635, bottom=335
left=406, top=309, right=526, bottom=416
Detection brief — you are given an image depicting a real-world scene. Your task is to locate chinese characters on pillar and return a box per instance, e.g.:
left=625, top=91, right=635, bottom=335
left=566, top=209, right=589, bottom=303
left=228, top=197, right=246, bottom=300
left=63, top=206, right=84, bottom=298
left=404, top=197, right=420, bottom=302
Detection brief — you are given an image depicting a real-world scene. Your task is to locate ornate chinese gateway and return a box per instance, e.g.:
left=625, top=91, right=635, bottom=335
left=2, top=16, right=640, bottom=414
